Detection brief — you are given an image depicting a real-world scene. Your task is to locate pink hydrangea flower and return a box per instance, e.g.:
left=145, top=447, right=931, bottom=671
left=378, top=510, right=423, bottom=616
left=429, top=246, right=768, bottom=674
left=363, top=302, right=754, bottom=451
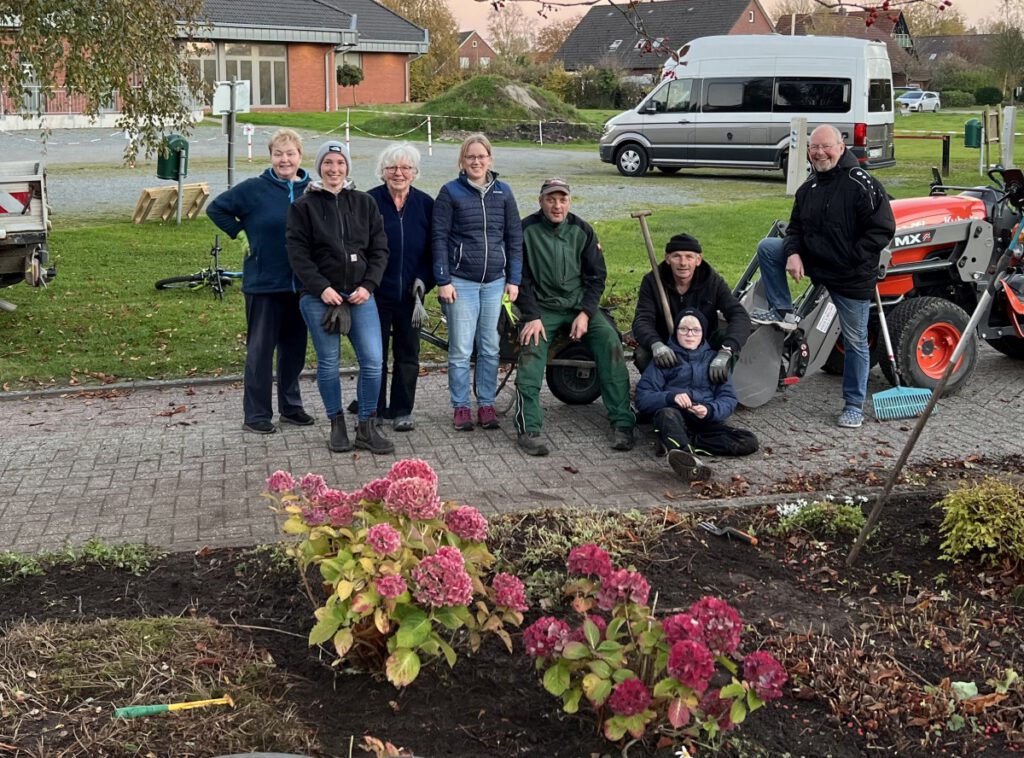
left=607, top=678, right=652, bottom=717
left=412, top=546, right=472, bottom=607
left=299, top=473, right=328, bottom=500
left=301, top=506, right=328, bottom=527
left=375, top=575, right=408, bottom=599
left=355, top=478, right=392, bottom=502
left=698, top=688, right=735, bottom=731
left=667, top=639, right=716, bottom=694
left=689, top=597, right=743, bottom=656
left=316, top=488, right=348, bottom=507
left=327, top=505, right=354, bottom=527
left=568, top=614, right=608, bottom=645
left=596, top=568, right=651, bottom=611
left=743, top=651, right=787, bottom=701
left=366, top=523, right=402, bottom=555
left=384, top=477, right=442, bottom=520
left=266, top=470, right=296, bottom=493
left=444, top=506, right=488, bottom=542
left=663, top=612, right=704, bottom=647
left=491, top=572, right=528, bottom=612
left=567, top=544, right=613, bottom=579
left=522, top=616, right=570, bottom=658
left=387, top=459, right=438, bottom=487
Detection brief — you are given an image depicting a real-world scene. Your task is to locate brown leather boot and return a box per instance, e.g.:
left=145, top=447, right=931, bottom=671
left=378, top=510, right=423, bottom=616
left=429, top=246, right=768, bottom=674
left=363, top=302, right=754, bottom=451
left=328, top=413, right=351, bottom=453
left=355, top=416, right=394, bottom=454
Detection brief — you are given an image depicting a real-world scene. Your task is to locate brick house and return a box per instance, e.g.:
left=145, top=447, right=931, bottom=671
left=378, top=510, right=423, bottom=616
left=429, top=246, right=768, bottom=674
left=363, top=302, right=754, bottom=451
left=456, top=31, right=496, bottom=70
left=554, top=0, right=775, bottom=80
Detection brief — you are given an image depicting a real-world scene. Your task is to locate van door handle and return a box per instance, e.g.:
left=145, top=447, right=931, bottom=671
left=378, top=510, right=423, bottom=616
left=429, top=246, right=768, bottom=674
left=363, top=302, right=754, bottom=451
left=677, top=119, right=691, bottom=124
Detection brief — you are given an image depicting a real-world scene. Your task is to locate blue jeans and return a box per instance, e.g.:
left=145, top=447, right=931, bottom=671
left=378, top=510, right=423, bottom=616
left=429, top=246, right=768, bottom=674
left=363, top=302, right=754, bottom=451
left=443, top=276, right=504, bottom=408
left=756, top=237, right=793, bottom=312
left=299, top=294, right=383, bottom=421
left=829, top=290, right=870, bottom=411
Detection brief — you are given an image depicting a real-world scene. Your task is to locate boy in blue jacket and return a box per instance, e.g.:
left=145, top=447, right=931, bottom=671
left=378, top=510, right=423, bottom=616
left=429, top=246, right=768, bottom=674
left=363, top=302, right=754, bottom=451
left=635, top=308, right=759, bottom=481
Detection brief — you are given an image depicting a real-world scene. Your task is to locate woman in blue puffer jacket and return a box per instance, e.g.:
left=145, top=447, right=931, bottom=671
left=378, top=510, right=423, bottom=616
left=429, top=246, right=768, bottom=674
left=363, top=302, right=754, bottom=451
left=432, top=133, right=523, bottom=432
left=636, top=308, right=758, bottom=481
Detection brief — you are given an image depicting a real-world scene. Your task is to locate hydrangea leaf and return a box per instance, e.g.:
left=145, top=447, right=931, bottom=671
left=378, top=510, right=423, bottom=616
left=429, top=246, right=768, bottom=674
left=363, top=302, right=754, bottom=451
left=951, top=681, right=979, bottom=700
left=374, top=607, right=390, bottom=635
left=729, top=698, right=748, bottom=725
left=667, top=697, right=690, bottom=728
left=563, top=686, right=582, bottom=714
left=603, top=716, right=627, bottom=742
left=605, top=617, right=626, bottom=642
left=720, top=681, right=745, bottom=699
left=624, top=712, right=653, bottom=739
left=282, top=517, right=309, bottom=535
left=438, top=637, right=458, bottom=667
left=582, top=673, right=612, bottom=705
left=333, top=628, right=354, bottom=658
left=432, top=605, right=470, bottom=630
left=612, top=668, right=637, bottom=683
left=583, top=618, right=601, bottom=648
left=309, top=613, right=342, bottom=646
left=588, top=660, right=612, bottom=679
left=653, top=678, right=679, bottom=698
left=562, top=641, right=590, bottom=660
left=543, top=660, right=571, bottom=696
left=334, top=579, right=354, bottom=601
left=385, top=648, right=421, bottom=687
left=746, top=688, right=764, bottom=710
left=717, top=655, right=739, bottom=676
left=395, top=608, right=431, bottom=648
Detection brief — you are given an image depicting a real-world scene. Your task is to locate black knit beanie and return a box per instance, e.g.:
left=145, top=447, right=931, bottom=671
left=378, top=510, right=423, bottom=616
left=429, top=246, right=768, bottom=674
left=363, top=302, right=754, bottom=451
left=665, top=233, right=702, bottom=255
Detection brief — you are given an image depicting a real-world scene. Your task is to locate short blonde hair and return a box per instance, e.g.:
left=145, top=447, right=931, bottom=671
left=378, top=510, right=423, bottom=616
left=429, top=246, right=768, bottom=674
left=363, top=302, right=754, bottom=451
left=375, top=142, right=422, bottom=181
left=458, top=133, right=492, bottom=170
left=268, top=128, right=303, bottom=155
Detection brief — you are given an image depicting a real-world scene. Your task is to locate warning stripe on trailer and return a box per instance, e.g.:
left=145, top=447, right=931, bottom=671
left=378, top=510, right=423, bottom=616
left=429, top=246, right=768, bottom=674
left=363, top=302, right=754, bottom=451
left=0, top=190, right=32, bottom=214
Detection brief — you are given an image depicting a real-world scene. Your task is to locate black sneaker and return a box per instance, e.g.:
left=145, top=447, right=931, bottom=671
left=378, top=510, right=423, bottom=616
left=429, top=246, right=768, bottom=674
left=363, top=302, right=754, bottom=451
left=517, top=432, right=549, bottom=457
left=611, top=427, right=635, bottom=451
left=243, top=420, right=276, bottom=434
left=280, top=410, right=314, bottom=426
left=668, top=449, right=711, bottom=482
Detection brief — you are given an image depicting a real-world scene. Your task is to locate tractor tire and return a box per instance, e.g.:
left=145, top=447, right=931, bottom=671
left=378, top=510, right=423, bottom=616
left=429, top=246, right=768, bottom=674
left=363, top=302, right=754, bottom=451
left=985, top=336, right=1024, bottom=360
left=882, top=297, right=977, bottom=395
left=615, top=144, right=649, bottom=177
left=546, top=342, right=602, bottom=405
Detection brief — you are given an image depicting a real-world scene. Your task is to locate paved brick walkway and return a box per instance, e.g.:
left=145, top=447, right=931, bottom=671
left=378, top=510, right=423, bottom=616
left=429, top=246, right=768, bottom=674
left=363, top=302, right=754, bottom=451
left=1, top=347, right=1019, bottom=553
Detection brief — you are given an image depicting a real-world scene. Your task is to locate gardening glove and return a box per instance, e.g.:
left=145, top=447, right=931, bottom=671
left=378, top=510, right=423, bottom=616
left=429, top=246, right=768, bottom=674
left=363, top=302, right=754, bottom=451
left=237, top=230, right=250, bottom=257
left=411, top=295, right=428, bottom=330
left=321, top=302, right=351, bottom=336
left=708, top=347, right=734, bottom=384
left=410, top=278, right=426, bottom=301
left=652, top=341, right=678, bottom=369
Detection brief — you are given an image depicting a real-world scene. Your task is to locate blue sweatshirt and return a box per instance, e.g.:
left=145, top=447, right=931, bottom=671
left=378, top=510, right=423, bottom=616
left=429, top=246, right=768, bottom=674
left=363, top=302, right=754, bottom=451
left=367, top=184, right=435, bottom=306
left=207, top=167, right=310, bottom=294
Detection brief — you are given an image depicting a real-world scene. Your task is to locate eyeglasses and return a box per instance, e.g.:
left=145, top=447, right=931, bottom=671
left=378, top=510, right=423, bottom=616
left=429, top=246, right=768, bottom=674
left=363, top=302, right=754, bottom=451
left=464, top=154, right=490, bottom=163
left=385, top=165, right=415, bottom=174
left=808, top=143, right=836, bottom=151
left=678, top=327, right=702, bottom=335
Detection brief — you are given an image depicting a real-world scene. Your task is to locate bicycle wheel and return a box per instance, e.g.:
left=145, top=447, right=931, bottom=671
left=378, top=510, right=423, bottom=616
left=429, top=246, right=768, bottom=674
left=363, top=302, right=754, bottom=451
left=156, top=273, right=207, bottom=290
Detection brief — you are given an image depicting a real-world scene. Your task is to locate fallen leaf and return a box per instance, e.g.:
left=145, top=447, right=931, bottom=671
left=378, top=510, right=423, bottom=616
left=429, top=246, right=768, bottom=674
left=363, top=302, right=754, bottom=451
left=563, top=466, right=579, bottom=474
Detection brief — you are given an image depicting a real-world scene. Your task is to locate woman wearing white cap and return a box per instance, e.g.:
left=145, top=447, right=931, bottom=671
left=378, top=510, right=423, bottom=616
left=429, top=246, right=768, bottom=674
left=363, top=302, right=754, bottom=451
left=287, top=140, right=394, bottom=455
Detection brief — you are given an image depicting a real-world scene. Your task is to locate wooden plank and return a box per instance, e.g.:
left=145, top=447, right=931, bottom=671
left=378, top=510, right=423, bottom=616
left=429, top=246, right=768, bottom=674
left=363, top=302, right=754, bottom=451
left=132, top=183, right=210, bottom=224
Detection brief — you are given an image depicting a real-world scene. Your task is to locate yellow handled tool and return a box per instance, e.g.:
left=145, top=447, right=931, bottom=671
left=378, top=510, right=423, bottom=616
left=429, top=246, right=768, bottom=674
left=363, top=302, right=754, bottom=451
left=114, top=694, right=234, bottom=719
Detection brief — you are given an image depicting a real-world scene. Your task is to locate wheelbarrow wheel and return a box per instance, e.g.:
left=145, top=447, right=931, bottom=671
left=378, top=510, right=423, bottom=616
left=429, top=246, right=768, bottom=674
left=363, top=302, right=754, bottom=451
left=546, top=342, right=602, bottom=405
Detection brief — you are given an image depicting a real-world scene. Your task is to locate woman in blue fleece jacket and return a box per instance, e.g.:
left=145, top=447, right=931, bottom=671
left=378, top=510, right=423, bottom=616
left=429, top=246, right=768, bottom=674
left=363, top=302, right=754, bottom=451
left=635, top=308, right=759, bottom=481
left=207, top=128, right=311, bottom=435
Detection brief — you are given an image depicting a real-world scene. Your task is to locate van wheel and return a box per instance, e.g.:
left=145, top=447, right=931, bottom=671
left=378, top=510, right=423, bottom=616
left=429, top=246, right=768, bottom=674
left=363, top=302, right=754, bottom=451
left=658, top=166, right=680, bottom=175
left=615, top=144, right=649, bottom=177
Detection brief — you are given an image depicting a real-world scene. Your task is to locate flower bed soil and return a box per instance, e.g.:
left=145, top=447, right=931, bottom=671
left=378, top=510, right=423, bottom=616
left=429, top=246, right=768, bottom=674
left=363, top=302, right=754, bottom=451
left=2, top=489, right=1022, bottom=757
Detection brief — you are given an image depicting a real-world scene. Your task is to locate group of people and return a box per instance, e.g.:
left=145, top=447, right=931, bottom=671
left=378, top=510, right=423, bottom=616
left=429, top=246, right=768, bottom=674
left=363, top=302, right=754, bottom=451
left=208, top=122, right=894, bottom=481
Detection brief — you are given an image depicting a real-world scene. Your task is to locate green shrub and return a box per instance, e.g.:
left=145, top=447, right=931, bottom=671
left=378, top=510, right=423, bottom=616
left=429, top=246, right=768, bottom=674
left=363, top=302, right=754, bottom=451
left=940, top=90, right=975, bottom=108
left=975, top=86, right=1003, bottom=106
left=937, top=479, right=1024, bottom=566
left=772, top=495, right=868, bottom=541
left=541, top=64, right=573, bottom=102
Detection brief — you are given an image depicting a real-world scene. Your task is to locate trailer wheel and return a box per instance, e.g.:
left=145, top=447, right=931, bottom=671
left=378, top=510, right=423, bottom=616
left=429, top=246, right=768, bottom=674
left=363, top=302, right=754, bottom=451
left=546, top=342, right=602, bottom=405
left=883, top=297, right=977, bottom=395
left=985, top=336, right=1024, bottom=360
left=615, top=144, right=649, bottom=177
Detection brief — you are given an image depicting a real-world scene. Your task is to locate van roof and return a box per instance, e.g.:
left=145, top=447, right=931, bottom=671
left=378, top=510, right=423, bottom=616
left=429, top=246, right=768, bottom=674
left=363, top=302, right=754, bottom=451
left=677, top=34, right=887, bottom=58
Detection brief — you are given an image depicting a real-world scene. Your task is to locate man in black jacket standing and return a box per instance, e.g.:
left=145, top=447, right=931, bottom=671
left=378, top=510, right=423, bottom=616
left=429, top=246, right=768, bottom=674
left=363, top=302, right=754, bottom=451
left=752, top=124, right=895, bottom=429
left=631, top=233, right=751, bottom=384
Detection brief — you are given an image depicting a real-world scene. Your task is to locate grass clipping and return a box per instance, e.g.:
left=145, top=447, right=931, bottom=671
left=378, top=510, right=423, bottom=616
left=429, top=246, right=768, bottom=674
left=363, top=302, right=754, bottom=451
left=0, top=617, right=317, bottom=757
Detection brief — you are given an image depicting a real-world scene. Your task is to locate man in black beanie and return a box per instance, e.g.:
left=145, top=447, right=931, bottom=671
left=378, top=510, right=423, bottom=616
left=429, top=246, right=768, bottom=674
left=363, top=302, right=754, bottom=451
left=631, top=233, right=751, bottom=383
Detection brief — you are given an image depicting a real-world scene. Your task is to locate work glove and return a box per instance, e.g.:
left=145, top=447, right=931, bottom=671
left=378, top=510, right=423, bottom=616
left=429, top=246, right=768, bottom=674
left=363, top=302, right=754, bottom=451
left=411, top=296, right=428, bottom=329
left=237, top=230, right=250, bottom=257
left=321, top=302, right=351, bottom=336
left=709, top=347, right=734, bottom=384
left=652, top=341, right=678, bottom=369
left=410, top=278, right=426, bottom=301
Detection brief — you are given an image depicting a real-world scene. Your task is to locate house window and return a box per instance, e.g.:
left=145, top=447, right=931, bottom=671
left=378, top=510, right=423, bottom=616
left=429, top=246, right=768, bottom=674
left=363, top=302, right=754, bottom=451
left=472, top=40, right=478, bottom=48
left=224, top=43, right=287, bottom=107
left=185, top=41, right=217, bottom=92
left=460, top=56, right=470, bottom=69
left=749, top=10, right=754, bottom=22
left=609, top=39, right=622, bottom=51
left=929, top=53, right=937, bottom=60
left=480, top=57, right=490, bottom=67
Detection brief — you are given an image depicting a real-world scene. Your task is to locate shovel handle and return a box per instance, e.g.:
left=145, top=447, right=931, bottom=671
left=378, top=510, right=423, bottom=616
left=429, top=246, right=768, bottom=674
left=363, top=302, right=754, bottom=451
left=725, top=527, right=758, bottom=545
left=632, top=210, right=675, bottom=334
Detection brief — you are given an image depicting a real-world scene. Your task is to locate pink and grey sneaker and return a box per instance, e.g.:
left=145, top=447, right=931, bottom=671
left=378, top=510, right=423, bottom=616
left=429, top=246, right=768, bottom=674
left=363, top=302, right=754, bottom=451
left=477, top=405, right=500, bottom=429
left=453, top=407, right=475, bottom=431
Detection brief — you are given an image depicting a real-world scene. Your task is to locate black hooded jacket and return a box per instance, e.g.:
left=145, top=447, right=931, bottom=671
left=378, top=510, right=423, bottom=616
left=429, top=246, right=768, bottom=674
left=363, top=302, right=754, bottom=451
left=782, top=149, right=895, bottom=300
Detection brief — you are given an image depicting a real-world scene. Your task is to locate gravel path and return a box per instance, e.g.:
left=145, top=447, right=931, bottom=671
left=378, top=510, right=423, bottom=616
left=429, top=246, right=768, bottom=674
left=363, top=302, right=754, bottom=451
left=1, top=126, right=697, bottom=221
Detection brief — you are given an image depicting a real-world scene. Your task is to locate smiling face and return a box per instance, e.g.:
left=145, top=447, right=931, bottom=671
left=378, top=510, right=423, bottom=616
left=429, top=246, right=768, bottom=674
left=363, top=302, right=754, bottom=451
left=540, top=191, right=570, bottom=224
left=461, top=140, right=492, bottom=182
left=383, top=161, right=416, bottom=194
left=807, top=125, right=844, bottom=173
left=270, top=140, right=302, bottom=181
left=319, top=153, right=348, bottom=191
left=676, top=315, right=703, bottom=350
left=666, top=249, right=702, bottom=288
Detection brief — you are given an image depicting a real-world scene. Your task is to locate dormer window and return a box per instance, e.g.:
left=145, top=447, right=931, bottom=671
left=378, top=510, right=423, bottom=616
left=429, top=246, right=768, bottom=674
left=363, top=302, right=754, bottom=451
left=749, top=11, right=754, bottom=22
left=609, top=39, right=622, bottom=50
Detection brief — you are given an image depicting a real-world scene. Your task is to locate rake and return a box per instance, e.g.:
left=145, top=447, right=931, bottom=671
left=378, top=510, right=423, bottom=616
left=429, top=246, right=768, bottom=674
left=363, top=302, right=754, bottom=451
left=872, top=287, right=932, bottom=420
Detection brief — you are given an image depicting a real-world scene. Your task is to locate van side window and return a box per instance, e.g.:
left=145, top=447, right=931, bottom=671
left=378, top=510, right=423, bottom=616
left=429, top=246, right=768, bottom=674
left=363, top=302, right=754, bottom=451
left=646, top=79, right=692, bottom=113
left=774, top=78, right=851, bottom=113
left=702, top=78, right=772, bottom=112
left=868, top=79, right=893, bottom=112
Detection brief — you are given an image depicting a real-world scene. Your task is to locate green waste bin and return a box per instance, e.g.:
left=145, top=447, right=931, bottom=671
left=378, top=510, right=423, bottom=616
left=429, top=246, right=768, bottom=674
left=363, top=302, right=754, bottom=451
left=964, top=118, right=981, bottom=149
left=156, top=134, right=189, bottom=180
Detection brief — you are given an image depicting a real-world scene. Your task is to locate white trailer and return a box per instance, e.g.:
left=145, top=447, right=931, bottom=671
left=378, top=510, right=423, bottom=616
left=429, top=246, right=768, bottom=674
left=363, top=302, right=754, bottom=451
left=0, top=161, right=52, bottom=311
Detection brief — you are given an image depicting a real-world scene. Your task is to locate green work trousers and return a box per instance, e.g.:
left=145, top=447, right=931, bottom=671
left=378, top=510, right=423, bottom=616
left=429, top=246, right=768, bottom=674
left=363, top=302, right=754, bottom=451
left=513, top=309, right=635, bottom=434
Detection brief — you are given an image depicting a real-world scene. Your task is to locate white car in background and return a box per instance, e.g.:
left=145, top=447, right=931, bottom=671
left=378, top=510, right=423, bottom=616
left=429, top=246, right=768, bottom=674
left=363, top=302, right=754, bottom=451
left=897, top=90, right=941, bottom=112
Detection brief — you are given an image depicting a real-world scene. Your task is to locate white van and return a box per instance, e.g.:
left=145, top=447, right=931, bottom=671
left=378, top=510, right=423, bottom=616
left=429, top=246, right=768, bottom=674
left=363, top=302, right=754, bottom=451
left=598, top=35, right=896, bottom=177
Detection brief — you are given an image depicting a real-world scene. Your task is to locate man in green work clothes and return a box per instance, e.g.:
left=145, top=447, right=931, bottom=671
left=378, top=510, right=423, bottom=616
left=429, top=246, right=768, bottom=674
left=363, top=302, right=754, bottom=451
left=513, top=178, right=636, bottom=457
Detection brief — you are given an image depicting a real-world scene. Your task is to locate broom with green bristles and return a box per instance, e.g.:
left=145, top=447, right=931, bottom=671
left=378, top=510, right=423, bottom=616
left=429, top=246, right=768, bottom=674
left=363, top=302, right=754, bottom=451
left=872, top=287, right=933, bottom=420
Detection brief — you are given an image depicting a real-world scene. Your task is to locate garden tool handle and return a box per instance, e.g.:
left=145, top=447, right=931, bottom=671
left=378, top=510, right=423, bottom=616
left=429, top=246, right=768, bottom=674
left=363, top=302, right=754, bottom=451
left=724, top=527, right=758, bottom=545
left=874, top=287, right=900, bottom=387
left=632, top=210, right=675, bottom=336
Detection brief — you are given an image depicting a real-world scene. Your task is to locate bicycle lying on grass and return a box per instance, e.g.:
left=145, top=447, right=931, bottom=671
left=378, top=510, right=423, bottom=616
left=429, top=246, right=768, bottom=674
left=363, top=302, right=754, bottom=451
left=154, top=236, right=242, bottom=300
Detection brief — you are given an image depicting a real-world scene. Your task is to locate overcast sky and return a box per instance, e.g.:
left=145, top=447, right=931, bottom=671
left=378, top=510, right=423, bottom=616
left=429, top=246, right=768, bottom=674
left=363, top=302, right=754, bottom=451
left=445, top=0, right=1003, bottom=40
